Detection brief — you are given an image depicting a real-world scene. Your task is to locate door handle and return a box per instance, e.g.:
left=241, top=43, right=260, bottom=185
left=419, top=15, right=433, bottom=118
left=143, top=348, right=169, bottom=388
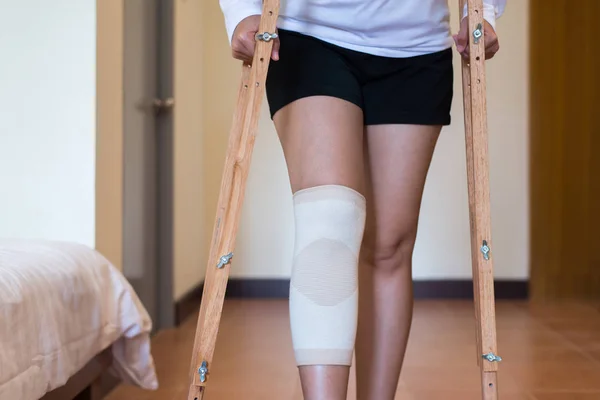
left=134, top=97, right=175, bottom=116
left=153, top=97, right=174, bottom=115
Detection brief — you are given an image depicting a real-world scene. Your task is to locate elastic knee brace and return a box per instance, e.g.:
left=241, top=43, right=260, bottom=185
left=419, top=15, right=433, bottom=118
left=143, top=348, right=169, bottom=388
left=289, top=184, right=366, bottom=367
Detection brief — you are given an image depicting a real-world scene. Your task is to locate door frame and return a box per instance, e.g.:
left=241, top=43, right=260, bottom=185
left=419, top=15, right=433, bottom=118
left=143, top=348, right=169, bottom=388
left=96, top=0, right=175, bottom=329
left=96, top=0, right=124, bottom=273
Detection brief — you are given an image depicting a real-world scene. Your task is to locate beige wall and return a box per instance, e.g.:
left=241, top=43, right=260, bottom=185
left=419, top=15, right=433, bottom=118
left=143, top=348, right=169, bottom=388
left=412, top=0, right=530, bottom=279
left=201, top=0, right=530, bottom=280
left=96, top=0, right=529, bottom=298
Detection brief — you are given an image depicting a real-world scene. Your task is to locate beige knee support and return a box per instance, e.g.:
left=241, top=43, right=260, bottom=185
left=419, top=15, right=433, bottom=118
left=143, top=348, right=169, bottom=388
left=289, top=184, right=366, bottom=367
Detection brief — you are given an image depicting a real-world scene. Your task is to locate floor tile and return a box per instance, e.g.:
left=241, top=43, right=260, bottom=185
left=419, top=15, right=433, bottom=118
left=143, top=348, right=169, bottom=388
left=530, top=392, right=600, bottom=400
left=105, top=299, right=600, bottom=400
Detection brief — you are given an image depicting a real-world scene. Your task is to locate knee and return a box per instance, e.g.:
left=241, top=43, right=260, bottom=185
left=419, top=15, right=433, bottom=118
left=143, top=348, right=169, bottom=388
left=361, top=231, right=417, bottom=274
left=289, top=184, right=366, bottom=367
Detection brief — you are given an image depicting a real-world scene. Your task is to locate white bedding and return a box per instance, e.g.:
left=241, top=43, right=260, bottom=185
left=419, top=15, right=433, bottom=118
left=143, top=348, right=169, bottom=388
left=0, top=239, right=159, bottom=400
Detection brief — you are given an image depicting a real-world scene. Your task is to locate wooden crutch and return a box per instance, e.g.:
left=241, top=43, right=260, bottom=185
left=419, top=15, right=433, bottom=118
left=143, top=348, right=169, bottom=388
left=459, top=0, right=502, bottom=398
left=186, top=1, right=279, bottom=399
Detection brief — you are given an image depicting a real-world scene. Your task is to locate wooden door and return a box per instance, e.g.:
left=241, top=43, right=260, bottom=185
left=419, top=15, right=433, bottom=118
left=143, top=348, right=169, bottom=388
left=122, top=0, right=161, bottom=325
left=529, top=0, right=600, bottom=299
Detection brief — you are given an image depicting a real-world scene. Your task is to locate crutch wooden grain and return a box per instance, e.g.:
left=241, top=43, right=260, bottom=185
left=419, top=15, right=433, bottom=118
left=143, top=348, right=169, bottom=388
left=186, top=1, right=279, bottom=399
left=459, top=0, right=502, bottom=398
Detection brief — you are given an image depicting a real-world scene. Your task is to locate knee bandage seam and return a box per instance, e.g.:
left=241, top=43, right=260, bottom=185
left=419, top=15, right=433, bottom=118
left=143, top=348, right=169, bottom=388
left=289, top=184, right=366, bottom=367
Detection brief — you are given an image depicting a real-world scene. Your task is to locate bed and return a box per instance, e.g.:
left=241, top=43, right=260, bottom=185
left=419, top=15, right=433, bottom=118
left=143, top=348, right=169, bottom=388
left=0, top=239, right=159, bottom=400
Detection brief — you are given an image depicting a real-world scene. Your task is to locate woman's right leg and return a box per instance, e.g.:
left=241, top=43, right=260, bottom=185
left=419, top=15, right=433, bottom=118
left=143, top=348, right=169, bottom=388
left=272, top=95, right=366, bottom=400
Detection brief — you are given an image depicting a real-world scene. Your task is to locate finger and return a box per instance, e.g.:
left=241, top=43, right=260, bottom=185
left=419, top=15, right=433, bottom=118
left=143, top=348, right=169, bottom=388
left=240, top=29, right=256, bottom=46
left=489, top=41, right=500, bottom=52
left=233, top=40, right=254, bottom=62
left=233, top=30, right=257, bottom=55
left=458, top=17, right=469, bottom=39
left=456, top=18, right=470, bottom=51
left=242, top=38, right=256, bottom=57
left=232, top=50, right=252, bottom=63
left=232, top=41, right=250, bottom=61
left=232, top=43, right=252, bottom=61
left=485, top=36, right=499, bottom=51
left=485, top=42, right=500, bottom=59
left=485, top=38, right=499, bottom=53
left=452, top=34, right=462, bottom=51
left=271, top=38, right=280, bottom=61
left=454, top=33, right=468, bottom=53
left=235, top=37, right=256, bottom=62
left=461, top=45, right=470, bottom=59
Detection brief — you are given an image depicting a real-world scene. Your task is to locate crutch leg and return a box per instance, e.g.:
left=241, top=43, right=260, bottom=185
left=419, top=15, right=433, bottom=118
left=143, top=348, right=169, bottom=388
left=186, top=2, right=280, bottom=399
left=459, top=0, right=502, bottom=398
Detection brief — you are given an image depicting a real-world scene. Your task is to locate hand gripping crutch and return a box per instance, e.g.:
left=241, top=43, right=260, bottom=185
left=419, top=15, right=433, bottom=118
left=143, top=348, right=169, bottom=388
left=186, top=1, right=280, bottom=399
left=459, top=0, right=502, bottom=399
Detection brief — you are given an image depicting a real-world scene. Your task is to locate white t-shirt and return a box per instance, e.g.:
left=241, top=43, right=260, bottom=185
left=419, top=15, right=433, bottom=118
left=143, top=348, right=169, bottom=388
left=219, top=0, right=506, bottom=58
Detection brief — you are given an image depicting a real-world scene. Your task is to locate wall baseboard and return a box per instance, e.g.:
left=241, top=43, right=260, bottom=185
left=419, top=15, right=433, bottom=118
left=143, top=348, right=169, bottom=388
left=174, top=284, right=204, bottom=326
left=414, top=279, right=529, bottom=299
left=174, top=278, right=528, bottom=325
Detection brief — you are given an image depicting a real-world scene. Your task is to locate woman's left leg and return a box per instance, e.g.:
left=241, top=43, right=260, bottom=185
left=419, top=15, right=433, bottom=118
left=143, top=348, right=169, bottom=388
left=355, top=123, right=442, bottom=400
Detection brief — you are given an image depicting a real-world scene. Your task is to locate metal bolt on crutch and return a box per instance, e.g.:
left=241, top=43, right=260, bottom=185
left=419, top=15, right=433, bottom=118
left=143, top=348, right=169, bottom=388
left=187, top=1, right=501, bottom=399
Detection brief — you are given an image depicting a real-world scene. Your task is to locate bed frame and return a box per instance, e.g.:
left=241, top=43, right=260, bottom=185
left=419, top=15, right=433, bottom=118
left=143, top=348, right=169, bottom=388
left=40, top=348, right=119, bottom=400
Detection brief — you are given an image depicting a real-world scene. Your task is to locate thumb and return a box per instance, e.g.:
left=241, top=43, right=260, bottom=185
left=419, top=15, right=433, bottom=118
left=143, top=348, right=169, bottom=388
left=454, top=18, right=469, bottom=51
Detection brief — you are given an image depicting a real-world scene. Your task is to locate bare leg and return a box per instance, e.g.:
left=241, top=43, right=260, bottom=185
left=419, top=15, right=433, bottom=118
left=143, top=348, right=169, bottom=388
left=273, top=95, right=365, bottom=400
left=355, top=124, right=441, bottom=400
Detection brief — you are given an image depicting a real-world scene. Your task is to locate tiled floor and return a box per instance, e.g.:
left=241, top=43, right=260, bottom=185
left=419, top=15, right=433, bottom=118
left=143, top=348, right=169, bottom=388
left=106, top=299, right=600, bottom=399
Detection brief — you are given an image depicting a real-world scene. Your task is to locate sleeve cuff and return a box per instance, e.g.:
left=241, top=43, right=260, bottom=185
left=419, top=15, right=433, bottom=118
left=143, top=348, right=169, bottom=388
left=222, top=0, right=264, bottom=44
left=462, top=2, right=499, bottom=31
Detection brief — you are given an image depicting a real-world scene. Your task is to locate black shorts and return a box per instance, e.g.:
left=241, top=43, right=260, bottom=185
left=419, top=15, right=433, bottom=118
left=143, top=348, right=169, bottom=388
left=265, top=29, right=454, bottom=126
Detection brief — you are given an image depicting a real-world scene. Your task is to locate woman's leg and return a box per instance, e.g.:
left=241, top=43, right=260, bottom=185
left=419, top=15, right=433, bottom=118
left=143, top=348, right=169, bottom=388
left=273, top=95, right=366, bottom=400
left=355, top=123, right=441, bottom=400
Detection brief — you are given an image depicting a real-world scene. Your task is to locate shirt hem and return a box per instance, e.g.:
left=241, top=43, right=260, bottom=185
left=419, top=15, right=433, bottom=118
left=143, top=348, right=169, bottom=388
left=277, top=19, right=456, bottom=58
